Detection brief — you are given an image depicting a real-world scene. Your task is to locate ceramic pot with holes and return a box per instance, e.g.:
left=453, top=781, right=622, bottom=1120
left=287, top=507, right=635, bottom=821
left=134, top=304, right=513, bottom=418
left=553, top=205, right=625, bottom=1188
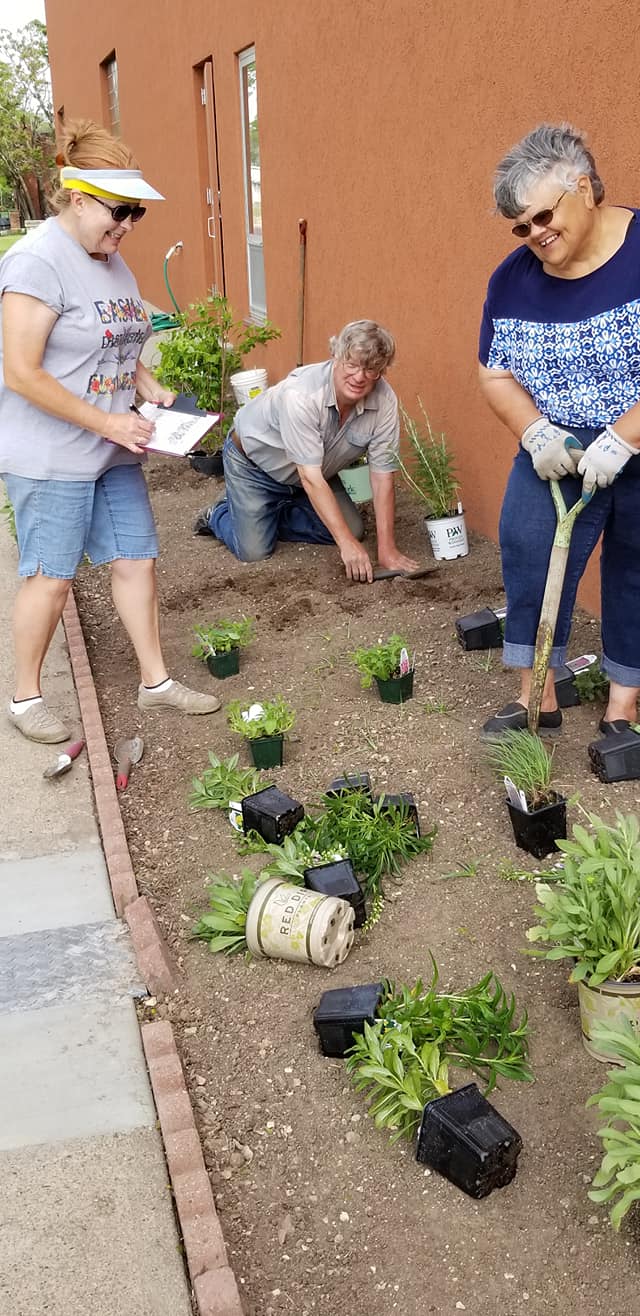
left=245, top=877, right=355, bottom=967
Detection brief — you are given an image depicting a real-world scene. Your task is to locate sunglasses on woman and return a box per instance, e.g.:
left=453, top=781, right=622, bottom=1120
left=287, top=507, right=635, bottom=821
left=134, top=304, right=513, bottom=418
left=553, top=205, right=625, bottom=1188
left=92, top=195, right=147, bottom=224
left=511, top=192, right=566, bottom=238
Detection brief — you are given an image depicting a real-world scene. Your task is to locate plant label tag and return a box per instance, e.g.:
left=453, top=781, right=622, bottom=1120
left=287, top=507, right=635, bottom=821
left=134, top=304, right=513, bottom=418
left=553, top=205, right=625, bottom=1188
left=399, top=647, right=410, bottom=675
left=504, top=775, right=528, bottom=812
left=228, top=800, right=244, bottom=832
left=242, top=703, right=264, bottom=722
left=566, top=653, right=598, bottom=674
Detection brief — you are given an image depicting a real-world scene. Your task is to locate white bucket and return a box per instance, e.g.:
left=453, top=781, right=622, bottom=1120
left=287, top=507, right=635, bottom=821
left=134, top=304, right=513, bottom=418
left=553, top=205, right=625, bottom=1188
left=245, top=877, right=355, bottom=967
left=425, top=511, right=469, bottom=561
left=230, top=368, right=268, bottom=406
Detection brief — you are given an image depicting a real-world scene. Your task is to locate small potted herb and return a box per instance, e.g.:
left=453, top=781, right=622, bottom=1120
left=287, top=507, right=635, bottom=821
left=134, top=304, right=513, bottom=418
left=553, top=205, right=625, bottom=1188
left=351, top=634, right=414, bottom=704
left=227, top=696, right=296, bottom=768
left=587, top=1019, right=640, bottom=1229
left=525, top=811, right=640, bottom=1059
left=485, top=728, right=566, bottom=858
left=192, top=616, right=256, bottom=679
left=398, top=399, right=468, bottom=561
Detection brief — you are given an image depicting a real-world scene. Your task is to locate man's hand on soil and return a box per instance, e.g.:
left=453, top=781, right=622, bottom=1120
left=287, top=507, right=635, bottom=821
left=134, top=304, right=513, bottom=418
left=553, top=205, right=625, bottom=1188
left=340, top=539, right=374, bottom=582
left=377, top=550, right=421, bottom=573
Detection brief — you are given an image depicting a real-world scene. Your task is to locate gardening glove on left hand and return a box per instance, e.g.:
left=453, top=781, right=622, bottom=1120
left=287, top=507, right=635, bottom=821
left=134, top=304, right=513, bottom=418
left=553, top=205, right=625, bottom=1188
left=521, top=419, right=583, bottom=481
left=577, top=425, right=637, bottom=497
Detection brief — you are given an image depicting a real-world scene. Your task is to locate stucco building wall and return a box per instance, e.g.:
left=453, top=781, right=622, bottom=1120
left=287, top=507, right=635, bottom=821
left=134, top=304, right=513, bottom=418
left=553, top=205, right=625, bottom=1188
left=43, top=0, right=640, bottom=613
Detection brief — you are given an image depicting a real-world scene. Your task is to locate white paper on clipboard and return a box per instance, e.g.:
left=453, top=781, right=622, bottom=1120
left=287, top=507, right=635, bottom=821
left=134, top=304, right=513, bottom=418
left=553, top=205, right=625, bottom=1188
left=138, top=402, right=220, bottom=457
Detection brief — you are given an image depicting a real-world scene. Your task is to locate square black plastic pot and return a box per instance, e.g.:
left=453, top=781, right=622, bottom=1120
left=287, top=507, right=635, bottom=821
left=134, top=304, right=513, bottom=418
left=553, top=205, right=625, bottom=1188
left=553, top=663, right=581, bottom=708
left=506, top=795, right=566, bottom=858
left=325, top=772, right=372, bottom=798
left=241, top=786, right=305, bottom=844
left=313, top=982, right=384, bottom=1057
left=455, top=608, right=503, bottom=651
left=416, top=1083, right=522, bottom=1198
left=589, top=729, right=640, bottom=782
left=374, top=791, right=420, bottom=835
left=206, top=647, right=240, bottom=679
left=248, top=734, right=284, bottom=769
left=304, top=859, right=366, bottom=927
left=189, top=448, right=224, bottom=477
left=374, top=670, right=414, bottom=704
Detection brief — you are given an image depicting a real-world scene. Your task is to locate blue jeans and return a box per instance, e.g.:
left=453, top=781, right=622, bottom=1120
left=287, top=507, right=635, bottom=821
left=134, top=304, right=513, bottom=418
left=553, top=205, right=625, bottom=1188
left=500, top=427, right=640, bottom=686
left=208, top=434, right=364, bottom=561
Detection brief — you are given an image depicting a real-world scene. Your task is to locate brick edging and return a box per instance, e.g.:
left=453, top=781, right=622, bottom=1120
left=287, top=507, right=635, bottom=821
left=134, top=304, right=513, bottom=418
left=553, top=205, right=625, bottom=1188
left=143, top=1022, right=246, bottom=1316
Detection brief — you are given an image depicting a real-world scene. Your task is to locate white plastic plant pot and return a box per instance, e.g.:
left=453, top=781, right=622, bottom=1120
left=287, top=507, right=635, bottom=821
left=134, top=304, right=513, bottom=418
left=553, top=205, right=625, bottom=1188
left=230, top=368, right=268, bottom=406
left=425, top=511, right=469, bottom=561
left=245, top=877, right=355, bottom=968
left=578, top=977, right=640, bottom=1062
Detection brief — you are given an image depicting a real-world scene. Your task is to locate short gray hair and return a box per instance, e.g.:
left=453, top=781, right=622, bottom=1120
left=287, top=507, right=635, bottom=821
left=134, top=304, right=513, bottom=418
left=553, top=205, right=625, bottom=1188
left=493, top=123, right=605, bottom=218
left=329, top=320, right=396, bottom=372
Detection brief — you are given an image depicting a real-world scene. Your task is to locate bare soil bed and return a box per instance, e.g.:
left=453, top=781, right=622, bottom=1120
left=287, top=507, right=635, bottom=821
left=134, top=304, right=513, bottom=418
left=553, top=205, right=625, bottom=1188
left=74, top=459, right=640, bottom=1316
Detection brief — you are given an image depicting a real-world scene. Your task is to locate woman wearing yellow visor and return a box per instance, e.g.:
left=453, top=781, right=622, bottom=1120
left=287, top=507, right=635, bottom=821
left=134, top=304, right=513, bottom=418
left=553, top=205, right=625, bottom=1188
left=0, top=118, right=220, bottom=742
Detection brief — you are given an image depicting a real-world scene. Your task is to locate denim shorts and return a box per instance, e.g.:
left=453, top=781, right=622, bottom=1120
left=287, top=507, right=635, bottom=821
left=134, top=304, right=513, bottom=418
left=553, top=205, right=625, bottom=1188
left=3, top=463, right=159, bottom=579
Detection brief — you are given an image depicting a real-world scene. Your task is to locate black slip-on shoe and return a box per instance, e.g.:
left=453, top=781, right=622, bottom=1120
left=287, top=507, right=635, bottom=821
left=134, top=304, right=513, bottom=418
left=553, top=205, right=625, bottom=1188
left=481, top=701, right=563, bottom=739
left=598, top=718, right=636, bottom=736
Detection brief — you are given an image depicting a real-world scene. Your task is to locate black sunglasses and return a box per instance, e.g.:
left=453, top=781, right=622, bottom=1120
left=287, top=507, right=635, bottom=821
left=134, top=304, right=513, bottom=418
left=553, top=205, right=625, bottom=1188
left=511, top=192, right=566, bottom=238
left=92, top=195, right=146, bottom=224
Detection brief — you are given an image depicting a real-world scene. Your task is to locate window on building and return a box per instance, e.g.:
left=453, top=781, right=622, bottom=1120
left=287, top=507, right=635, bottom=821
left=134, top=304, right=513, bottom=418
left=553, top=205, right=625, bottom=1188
left=238, top=47, right=266, bottom=321
left=102, top=53, right=120, bottom=137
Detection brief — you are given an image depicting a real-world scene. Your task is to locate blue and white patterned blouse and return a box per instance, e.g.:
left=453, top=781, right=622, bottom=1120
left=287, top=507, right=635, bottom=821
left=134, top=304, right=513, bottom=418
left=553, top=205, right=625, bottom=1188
left=479, top=211, right=640, bottom=427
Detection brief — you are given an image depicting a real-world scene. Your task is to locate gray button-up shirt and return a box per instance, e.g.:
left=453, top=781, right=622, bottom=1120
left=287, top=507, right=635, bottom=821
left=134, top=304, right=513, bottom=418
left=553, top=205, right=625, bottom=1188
left=234, top=359, right=399, bottom=486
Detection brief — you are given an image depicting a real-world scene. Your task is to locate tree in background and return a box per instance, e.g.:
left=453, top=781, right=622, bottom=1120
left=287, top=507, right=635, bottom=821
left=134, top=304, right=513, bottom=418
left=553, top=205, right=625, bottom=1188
left=0, top=20, right=54, bottom=221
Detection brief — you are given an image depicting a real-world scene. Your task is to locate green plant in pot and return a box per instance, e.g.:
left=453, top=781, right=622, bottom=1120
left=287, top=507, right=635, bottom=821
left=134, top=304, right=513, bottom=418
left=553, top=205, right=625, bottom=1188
left=192, top=617, right=256, bottom=679
left=188, top=752, right=266, bottom=812
left=525, top=811, right=640, bottom=1060
left=398, top=399, right=468, bottom=561
left=227, top=696, right=295, bottom=769
left=484, top=728, right=566, bottom=859
left=155, top=294, right=280, bottom=456
left=587, top=1019, right=640, bottom=1229
left=351, top=634, right=414, bottom=704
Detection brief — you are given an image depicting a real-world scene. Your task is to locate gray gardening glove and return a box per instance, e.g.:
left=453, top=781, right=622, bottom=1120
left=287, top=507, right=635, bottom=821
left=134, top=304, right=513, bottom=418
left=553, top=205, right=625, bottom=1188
left=521, top=418, right=583, bottom=480
left=577, top=424, right=637, bottom=498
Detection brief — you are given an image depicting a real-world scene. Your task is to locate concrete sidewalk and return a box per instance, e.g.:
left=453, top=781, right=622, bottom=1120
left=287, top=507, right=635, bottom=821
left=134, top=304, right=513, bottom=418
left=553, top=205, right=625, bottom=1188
left=0, top=518, right=193, bottom=1316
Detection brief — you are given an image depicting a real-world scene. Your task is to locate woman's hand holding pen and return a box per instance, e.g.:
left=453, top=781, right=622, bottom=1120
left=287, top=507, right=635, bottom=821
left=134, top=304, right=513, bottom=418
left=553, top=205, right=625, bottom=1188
left=104, top=408, right=155, bottom=454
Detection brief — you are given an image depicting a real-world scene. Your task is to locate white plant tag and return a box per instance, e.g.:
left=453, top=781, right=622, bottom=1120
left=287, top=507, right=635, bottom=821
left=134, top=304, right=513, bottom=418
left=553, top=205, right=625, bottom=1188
left=504, top=775, right=528, bottom=812
left=242, top=703, right=264, bottom=722
left=399, top=647, right=410, bottom=675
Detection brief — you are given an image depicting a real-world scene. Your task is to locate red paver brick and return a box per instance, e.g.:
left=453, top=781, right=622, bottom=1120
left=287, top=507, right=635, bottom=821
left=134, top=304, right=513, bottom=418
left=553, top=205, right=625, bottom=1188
left=181, top=1214, right=227, bottom=1281
left=142, top=1020, right=174, bottom=1060
left=153, top=1087, right=195, bottom=1135
left=126, top=895, right=178, bottom=994
left=193, top=1268, right=245, bottom=1316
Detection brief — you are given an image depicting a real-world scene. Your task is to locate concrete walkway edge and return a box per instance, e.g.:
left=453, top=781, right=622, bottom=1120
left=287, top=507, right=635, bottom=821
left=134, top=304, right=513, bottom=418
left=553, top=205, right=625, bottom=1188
left=62, top=589, right=245, bottom=1316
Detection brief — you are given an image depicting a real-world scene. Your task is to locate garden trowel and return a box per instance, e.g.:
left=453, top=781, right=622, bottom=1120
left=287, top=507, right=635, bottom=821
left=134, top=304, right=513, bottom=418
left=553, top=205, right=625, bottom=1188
left=371, top=564, right=438, bottom=582
left=114, top=735, right=144, bottom=791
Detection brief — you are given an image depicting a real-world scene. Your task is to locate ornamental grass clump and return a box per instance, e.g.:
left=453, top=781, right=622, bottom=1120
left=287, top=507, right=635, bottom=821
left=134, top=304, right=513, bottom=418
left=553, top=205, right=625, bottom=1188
left=351, top=635, right=410, bottom=688
left=484, top=728, right=556, bottom=810
left=587, top=1019, right=640, bottom=1229
left=397, top=399, right=460, bottom=519
left=525, top=811, right=640, bottom=985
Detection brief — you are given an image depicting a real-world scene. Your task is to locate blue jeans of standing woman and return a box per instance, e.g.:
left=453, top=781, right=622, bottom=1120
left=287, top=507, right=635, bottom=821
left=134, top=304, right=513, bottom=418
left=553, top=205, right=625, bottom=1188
left=207, top=433, right=364, bottom=561
left=500, top=426, right=640, bottom=687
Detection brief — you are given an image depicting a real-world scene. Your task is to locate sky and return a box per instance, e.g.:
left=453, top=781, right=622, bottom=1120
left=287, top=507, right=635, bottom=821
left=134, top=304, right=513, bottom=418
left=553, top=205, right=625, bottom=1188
left=0, top=0, right=46, bottom=34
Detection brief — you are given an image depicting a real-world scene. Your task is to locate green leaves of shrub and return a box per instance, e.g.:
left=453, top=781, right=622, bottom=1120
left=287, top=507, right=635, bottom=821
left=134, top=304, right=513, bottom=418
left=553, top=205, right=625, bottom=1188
left=587, top=1020, right=640, bottom=1229
left=227, top=697, right=295, bottom=740
left=189, top=753, right=267, bottom=811
left=573, top=665, right=610, bottom=704
left=346, top=1022, right=451, bottom=1142
left=525, top=812, right=640, bottom=985
left=191, top=868, right=260, bottom=955
left=350, top=635, right=409, bottom=688
left=192, top=617, right=256, bottom=657
left=304, top=789, right=435, bottom=900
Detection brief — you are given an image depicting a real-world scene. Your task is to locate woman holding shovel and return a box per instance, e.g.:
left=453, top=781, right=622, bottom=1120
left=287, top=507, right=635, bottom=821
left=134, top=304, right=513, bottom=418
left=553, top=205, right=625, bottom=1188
left=479, top=122, right=640, bottom=739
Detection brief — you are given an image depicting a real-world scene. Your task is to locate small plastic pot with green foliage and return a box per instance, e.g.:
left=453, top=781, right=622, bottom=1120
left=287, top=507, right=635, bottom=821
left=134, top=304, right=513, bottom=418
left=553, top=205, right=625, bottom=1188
left=485, top=728, right=566, bottom=858
left=351, top=634, right=414, bottom=704
left=192, top=617, right=255, bottom=679
left=227, top=697, right=295, bottom=768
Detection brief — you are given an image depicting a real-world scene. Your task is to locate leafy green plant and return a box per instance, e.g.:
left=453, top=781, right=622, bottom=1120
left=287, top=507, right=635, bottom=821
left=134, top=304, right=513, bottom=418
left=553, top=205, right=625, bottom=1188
left=345, top=960, right=532, bottom=1142
left=397, top=398, right=460, bottom=519
left=192, top=617, right=256, bottom=659
left=155, top=295, right=280, bottom=449
left=191, top=868, right=261, bottom=955
left=189, top=753, right=266, bottom=811
left=304, top=790, right=435, bottom=901
left=350, top=635, right=410, bottom=688
left=1, top=493, right=16, bottom=541
left=526, top=812, right=640, bottom=985
left=587, top=1020, right=640, bottom=1229
left=573, top=665, right=610, bottom=703
left=227, top=697, right=295, bottom=740
left=484, top=728, right=556, bottom=810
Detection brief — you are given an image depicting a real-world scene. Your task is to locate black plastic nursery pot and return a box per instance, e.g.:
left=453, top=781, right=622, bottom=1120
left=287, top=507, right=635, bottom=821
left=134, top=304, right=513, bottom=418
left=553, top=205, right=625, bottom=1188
left=189, top=448, right=224, bottom=477
left=506, top=795, right=567, bottom=858
left=304, top=859, right=366, bottom=927
left=588, top=729, right=640, bottom=782
left=553, top=663, right=581, bottom=709
left=326, top=772, right=372, bottom=798
left=248, top=734, right=284, bottom=769
left=416, top=1083, right=522, bottom=1199
left=313, top=982, right=384, bottom=1057
left=206, top=647, right=240, bottom=679
left=374, top=671, right=414, bottom=704
left=241, top=785, right=304, bottom=844
left=455, top=608, right=504, bottom=651
left=374, top=791, right=420, bottom=835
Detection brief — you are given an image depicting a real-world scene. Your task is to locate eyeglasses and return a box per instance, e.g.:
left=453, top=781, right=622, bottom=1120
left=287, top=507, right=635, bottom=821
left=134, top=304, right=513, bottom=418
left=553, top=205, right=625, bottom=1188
left=341, top=359, right=382, bottom=381
left=92, top=195, right=146, bottom=224
left=511, top=192, right=566, bottom=238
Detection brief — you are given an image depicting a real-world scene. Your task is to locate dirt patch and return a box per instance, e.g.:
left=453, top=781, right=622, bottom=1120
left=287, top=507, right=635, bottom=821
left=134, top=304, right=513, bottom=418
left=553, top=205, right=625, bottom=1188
left=74, top=461, right=640, bottom=1316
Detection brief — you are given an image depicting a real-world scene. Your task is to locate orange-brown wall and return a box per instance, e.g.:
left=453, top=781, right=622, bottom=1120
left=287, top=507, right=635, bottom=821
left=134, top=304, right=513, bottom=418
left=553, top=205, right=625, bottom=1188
left=44, top=0, right=640, bottom=614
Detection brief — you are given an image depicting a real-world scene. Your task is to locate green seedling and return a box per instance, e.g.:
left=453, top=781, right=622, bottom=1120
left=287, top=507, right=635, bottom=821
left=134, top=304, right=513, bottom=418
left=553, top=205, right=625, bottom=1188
left=227, top=696, right=295, bottom=740
left=438, top=858, right=480, bottom=880
left=423, top=697, right=453, bottom=715
left=189, top=753, right=266, bottom=811
left=573, top=664, right=610, bottom=704
left=191, top=868, right=260, bottom=955
left=350, top=634, right=411, bottom=689
left=192, top=617, right=255, bottom=658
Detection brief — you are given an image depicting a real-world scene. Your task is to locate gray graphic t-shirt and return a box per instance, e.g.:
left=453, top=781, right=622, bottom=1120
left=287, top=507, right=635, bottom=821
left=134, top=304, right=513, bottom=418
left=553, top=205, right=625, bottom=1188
left=0, top=217, right=151, bottom=480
